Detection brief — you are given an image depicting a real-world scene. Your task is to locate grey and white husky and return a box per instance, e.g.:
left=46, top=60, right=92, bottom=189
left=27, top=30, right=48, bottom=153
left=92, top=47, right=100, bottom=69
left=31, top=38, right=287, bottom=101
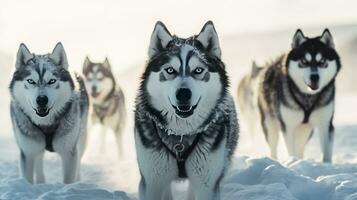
left=9, top=43, right=89, bottom=183
left=82, top=57, right=126, bottom=158
left=134, top=21, right=239, bottom=200
left=238, top=29, right=341, bottom=162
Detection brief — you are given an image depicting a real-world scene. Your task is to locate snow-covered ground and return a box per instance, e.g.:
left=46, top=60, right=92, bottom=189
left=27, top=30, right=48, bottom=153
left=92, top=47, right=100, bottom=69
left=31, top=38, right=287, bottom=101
left=1, top=1, right=357, bottom=199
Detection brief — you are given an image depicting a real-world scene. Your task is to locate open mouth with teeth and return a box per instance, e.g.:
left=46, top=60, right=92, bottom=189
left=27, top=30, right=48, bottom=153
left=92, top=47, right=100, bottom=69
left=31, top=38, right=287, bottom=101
left=172, top=104, right=198, bottom=118
left=171, top=97, right=201, bottom=118
left=34, top=107, right=51, bottom=117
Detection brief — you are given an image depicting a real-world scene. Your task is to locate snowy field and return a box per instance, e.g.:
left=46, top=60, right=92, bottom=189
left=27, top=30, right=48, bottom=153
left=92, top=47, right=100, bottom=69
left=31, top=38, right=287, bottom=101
left=1, top=1, right=357, bottom=199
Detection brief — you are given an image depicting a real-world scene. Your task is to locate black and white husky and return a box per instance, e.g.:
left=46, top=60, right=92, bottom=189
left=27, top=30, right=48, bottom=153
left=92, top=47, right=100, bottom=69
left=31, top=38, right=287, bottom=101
left=134, top=21, right=239, bottom=200
left=9, top=43, right=89, bottom=183
left=82, top=57, right=126, bottom=158
left=238, top=29, right=341, bottom=162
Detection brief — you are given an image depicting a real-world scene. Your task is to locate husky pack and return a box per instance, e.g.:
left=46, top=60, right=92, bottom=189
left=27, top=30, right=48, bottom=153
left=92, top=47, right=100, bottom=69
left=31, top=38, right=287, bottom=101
left=238, top=29, right=341, bottom=162
left=9, top=43, right=89, bottom=183
left=83, top=57, right=126, bottom=158
left=134, top=21, right=239, bottom=200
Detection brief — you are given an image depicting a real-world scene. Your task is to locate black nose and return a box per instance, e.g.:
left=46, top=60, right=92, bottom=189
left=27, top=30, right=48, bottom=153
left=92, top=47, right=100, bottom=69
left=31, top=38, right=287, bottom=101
left=36, top=95, right=48, bottom=107
left=310, top=74, right=319, bottom=83
left=176, top=88, right=192, bottom=103
left=92, top=86, right=97, bottom=92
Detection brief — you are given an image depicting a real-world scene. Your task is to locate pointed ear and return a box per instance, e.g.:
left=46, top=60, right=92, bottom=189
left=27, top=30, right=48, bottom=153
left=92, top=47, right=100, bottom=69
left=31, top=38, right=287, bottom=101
left=320, top=29, right=335, bottom=48
left=103, top=57, right=111, bottom=69
left=251, top=61, right=261, bottom=77
left=292, top=29, right=306, bottom=48
left=196, top=21, right=221, bottom=58
left=252, top=61, right=259, bottom=72
left=49, top=42, right=68, bottom=69
left=15, top=43, right=33, bottom=69
left=148, top=21, right=173, bottom=59
left=83, top=56, right=91, bottom=73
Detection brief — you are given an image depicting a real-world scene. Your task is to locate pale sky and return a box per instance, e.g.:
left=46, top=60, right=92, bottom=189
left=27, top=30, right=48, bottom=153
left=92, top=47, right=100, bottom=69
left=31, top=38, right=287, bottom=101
left=1, top=0, right=357, bottom=72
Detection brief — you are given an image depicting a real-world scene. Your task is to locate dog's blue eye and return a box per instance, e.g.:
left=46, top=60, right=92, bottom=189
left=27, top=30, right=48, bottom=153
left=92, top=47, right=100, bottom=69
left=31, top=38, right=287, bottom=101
left=48, top=79, right=57, bottom=84
left=319, top=59, right=328, bottom=68
left=27, top=79, right=36, bottom=84
left=320, top=59, right=326, bottom=64
left=165, top=67, right=176, bottom=75
left=193, top=67, right=204, bottom=74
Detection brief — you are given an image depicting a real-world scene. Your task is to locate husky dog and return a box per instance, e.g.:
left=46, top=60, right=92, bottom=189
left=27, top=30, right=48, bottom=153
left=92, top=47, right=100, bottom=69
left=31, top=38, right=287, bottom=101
left=134, top=21, right=239, bottom=200
left=82, top=57, right=126, bottom=158
left=9, top=43, right=89, bottom=184
left=238, top=29, right=341, bottom=162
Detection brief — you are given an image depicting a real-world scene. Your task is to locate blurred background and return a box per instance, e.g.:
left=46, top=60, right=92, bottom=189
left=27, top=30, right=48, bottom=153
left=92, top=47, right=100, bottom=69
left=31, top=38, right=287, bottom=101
left=2, top=0, right=357, bottom=145
left=0, top=0, right=356, bottom=195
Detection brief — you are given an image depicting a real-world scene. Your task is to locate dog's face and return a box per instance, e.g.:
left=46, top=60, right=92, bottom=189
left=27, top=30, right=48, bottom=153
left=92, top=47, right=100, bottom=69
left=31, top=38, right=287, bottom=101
left=287, top=29, right=341, bottom=94
left=10, top=43, right=74, bottom=122
left=82, top=58, right=115, bottom=104
left=142, top=21, right=228, bottom=133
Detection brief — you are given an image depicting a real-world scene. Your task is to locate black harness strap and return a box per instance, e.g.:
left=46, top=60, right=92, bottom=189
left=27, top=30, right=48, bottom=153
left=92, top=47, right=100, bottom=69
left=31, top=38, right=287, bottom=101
left=288, top=81, right=321, bottom=124
left=176, top=135, right=201, bottom=178
left=152, top=121, right=202, bottom=178
left=33, top=123, right=59, bottom=152
left=44, top=131, right=55, bottom=152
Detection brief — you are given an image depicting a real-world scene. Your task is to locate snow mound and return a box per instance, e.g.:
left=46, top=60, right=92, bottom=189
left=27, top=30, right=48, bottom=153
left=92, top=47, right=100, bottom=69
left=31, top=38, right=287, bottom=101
left=223, top=157, right=357, bottom=200
left=2, top=157, right=357, bottom=200
left=0, top=178, right=131, bottom=200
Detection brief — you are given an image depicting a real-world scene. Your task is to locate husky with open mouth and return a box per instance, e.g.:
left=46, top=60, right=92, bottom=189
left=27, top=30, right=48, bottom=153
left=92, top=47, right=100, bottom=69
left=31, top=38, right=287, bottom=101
left=134, top=21, right=239, bottom=200
left=83, top=57, right=126, bottom=158
left=238, top=29, right=341, bottom=162
left=9, top=43, right=89, bottom=183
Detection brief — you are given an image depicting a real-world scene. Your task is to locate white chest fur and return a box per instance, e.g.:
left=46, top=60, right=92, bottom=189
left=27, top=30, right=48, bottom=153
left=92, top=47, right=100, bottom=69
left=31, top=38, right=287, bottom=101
left=280, top=101, right=334, bottom=129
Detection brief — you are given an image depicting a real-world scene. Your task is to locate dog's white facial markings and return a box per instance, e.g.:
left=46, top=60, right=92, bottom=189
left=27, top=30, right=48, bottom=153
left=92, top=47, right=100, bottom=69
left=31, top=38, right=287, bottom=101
left=87, top=72, right=94, bottom=80
left=305, top=53, right=312, bottom=62
left=316, top=53, right=322, bottom=62
left=12, top=61, right=73, bottom=125
left=318, top=60, right=337, bottom=90
left=289, top=61, right=314, bottom=94
left=84, top=64, right=114, bottom=104
left=146, top=49, right=222, bottom=135
left=93, top=65, right=99, bottom=73
left=92, top=77, right=113, bottom=104
left=288, top=60, right=337, bottom=94
left=96, top=72, right=104, bottom=79
left=42, top=70, right=72, bottom=116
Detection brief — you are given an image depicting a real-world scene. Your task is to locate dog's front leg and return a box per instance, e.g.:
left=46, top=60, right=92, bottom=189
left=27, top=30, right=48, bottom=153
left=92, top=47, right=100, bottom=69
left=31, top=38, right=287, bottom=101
left=34, top=151, right=45, bottom=183
left=186, top=140, right=226, bottom=200
left=20, top=150, right=36, bottom=184
left=60, top=148, right=80, bottom=184
left=139, top=176, right=173, bottom=200
left=99, top=125, right=107, bottom=153
left=310, top=104, right=335, bottom=163
left=136, top=148, right=176, bottom=200
left=316, top=122, right=334, bottom=163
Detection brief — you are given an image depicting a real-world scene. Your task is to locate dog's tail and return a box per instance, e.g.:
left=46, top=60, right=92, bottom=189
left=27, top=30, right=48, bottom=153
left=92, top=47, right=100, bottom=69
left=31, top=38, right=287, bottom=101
left=75, top=72, right=89, bottom=106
